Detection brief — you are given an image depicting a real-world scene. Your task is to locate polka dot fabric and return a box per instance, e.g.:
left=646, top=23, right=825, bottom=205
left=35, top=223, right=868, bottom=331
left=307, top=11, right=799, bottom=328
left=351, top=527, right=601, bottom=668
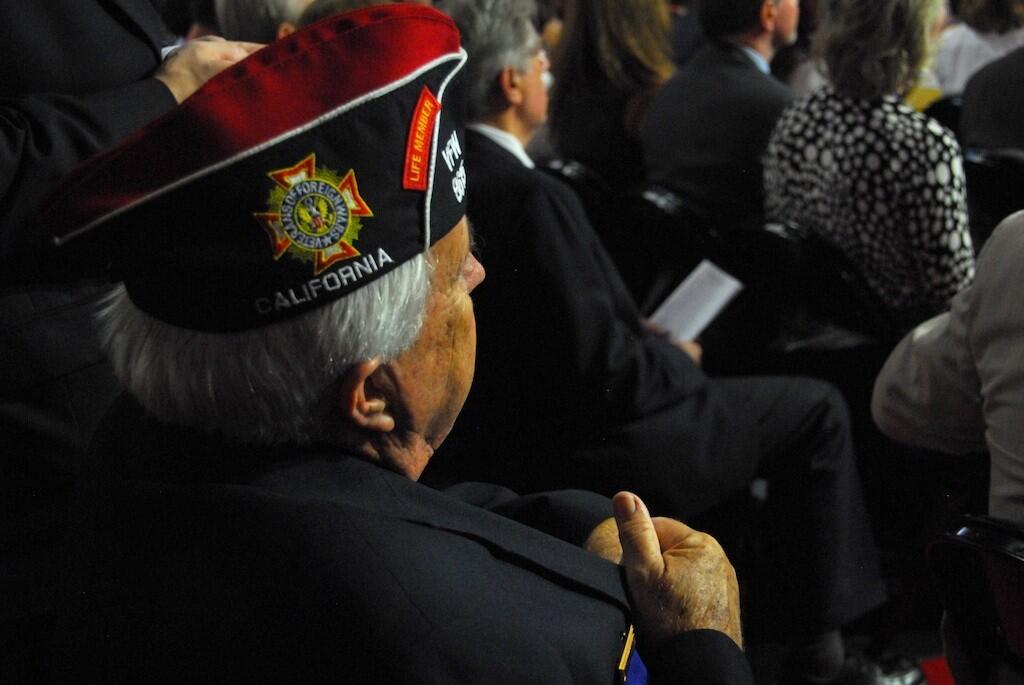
left=764, top=86, right=975, bottom=320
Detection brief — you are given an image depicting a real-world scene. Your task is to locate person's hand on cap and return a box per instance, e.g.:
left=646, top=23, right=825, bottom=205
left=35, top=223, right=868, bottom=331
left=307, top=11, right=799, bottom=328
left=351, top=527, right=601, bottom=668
left=156, top=36, right=263, bottom=103
left=613, top=491, right=742, bottom=650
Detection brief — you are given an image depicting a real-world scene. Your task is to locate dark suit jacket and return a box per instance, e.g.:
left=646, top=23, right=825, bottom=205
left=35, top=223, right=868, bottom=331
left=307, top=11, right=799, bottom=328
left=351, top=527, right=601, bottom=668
left=56, top=395, right=754, bottom=684
left=0, top=0, right=176, bottom=276
left=0, top=0, right=177, bottom=609
left=640, top=40, right=793, bottom=229
left=960, top=46, right=1024, bottom=151
left=671, top=11, right=705, bottom=67
left=434, top=131, right=756, bottom=517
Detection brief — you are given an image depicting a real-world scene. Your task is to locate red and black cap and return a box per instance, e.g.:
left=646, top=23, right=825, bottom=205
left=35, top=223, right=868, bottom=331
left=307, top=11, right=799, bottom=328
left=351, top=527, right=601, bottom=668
left=46, top=5, right=468, bottom=332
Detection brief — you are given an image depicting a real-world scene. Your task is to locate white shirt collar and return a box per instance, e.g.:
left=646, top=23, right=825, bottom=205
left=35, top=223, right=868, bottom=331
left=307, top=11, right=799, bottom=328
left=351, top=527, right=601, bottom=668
left=466, top=123, right=535, bottom=168
left=738, top=45, right=771, bottom=75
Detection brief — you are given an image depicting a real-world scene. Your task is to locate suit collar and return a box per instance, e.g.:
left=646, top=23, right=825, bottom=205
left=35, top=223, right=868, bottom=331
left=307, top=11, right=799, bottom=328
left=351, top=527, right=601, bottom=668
left=102, top=396, right=632, bottom=615
left=466, top=128, right=528, bottom=169
left=700, top=39, right=765, bottom=71
left=106, top=0, right=169, bottom=56
left=733, top=43, right=771, bottom=74
left=337, top=457, right=631, bottom=612
left=467, top=123, right=535, bottom=168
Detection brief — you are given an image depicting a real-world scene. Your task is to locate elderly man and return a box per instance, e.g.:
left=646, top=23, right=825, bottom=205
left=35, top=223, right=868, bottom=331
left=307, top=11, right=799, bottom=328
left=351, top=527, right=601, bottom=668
left=49, top=6, right=750, bottom=682
left=433, top=1, right=907, bottom=684
left=641, top=0, right=798, bottom=230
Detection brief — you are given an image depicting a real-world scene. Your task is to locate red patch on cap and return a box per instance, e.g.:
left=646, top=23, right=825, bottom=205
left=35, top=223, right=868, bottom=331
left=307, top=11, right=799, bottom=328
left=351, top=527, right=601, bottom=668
left=403, top=86, right=441, bottom=191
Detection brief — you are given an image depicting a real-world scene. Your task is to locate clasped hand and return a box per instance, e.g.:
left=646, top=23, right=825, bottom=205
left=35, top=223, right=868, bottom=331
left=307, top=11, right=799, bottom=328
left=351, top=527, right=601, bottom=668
left=585, top=492, right=742, bottom=650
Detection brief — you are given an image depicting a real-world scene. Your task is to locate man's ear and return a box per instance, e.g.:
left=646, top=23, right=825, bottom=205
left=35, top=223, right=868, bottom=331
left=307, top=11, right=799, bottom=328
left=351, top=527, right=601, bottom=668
left=760, top=0, right=778, bottom=30
left=498, top=65, right=525, bottom=106
left=338, top=359, right=395, bottom=434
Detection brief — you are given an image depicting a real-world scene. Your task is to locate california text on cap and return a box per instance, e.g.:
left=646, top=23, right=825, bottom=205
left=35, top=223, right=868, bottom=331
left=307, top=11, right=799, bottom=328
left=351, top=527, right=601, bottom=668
left=46, top=4, right=468, bottom=332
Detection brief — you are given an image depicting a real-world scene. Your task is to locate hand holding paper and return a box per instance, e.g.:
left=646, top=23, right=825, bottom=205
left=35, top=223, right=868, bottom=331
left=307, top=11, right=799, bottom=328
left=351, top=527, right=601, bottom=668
left=648, top=260, right=743, bottom=342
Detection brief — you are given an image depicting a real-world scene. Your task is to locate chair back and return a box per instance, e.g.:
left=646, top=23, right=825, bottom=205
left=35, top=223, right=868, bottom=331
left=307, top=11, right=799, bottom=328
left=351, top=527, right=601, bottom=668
left=541, top=158, right=649, bottom=294
left=924, top=95, right=964, bottom=142
left=628, top=185, right=723, bottom=311
left=928, top=515, right=1024, bottom=683
left=539, top=163, right=717, bottom=310
left=794, top=231, right=902, bottom=341
left=963, top=148, right=1024, bottom=253
left=542, top=159, right=614, bottom=222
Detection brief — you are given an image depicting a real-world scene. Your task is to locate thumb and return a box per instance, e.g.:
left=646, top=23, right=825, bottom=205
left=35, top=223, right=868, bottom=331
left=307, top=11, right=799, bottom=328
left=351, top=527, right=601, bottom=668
left=613, top=492, right=664, bottom=578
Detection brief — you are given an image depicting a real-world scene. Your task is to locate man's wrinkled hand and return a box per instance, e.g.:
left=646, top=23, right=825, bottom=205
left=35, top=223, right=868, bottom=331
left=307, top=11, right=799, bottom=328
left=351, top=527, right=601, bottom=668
left=613, top=491, right=741, bottom=650
left=156, top=36, right=263, bottom=103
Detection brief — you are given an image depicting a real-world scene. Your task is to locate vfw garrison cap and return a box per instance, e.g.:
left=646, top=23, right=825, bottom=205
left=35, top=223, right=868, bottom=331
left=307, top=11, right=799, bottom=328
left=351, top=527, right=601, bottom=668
left=47, top=4, right=468, bottom=332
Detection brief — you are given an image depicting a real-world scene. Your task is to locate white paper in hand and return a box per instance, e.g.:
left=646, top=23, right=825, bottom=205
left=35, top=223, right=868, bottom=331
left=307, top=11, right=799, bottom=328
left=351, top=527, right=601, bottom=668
left=648, top=260, right=743, bottom=340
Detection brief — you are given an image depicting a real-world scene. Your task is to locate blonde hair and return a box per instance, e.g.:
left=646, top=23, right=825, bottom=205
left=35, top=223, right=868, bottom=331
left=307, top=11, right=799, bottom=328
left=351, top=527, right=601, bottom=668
left=552, top=0, right=674, bottom=96
left=815, top=0, right=942, bottom=98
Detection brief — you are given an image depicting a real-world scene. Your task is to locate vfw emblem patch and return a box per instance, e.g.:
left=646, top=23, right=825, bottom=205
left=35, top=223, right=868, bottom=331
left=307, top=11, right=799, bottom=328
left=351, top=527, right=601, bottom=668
left=254, top=153, right=373, bottom=274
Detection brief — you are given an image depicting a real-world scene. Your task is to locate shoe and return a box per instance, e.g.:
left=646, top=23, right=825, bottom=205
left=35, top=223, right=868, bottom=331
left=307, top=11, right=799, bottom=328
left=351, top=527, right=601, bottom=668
left=780, top=653, right=926, bottom=684
left=874, top=654, right=926, bottom=685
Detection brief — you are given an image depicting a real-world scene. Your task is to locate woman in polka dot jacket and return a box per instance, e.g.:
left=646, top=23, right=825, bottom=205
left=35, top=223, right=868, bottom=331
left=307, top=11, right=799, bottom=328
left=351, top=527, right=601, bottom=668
left=764, top=0, right=975, bottom=331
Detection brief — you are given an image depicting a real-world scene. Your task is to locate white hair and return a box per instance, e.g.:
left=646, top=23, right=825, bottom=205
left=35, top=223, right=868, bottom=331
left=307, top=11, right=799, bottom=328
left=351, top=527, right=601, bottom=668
left=215, top=0, right=310, bottom=42
left=98, top=254, right=431, bottom=445
left=438, top=0, right=540, bottom=121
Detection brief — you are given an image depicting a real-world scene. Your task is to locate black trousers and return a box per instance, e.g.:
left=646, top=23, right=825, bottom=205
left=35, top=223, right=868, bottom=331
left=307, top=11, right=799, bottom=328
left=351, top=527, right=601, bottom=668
left=562, top=375, right=888, bottom=635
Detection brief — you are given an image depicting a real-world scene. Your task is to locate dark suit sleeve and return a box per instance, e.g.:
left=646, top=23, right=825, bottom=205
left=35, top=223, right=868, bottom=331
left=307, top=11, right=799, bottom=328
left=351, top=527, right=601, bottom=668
left=646, top=630, right=754, bottom=685
left=511, top=178, right=706, bottom=426
left=0, top=78, right=176, bottom=282
left=443, top=482, right=613, bottom=546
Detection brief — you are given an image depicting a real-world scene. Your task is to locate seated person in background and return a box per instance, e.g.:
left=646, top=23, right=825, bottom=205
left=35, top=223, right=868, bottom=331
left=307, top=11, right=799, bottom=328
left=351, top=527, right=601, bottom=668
left=536, top=0, right=564, bottom=50
left=764, top=0, right=976, bottom=331
left=436, top=2, right=900, bottom=683
left=932, top=0, right=1024, bottom=94
left=545, top=0, right=675, bottom=189
left=49, top=7, right=749, bottom=681
left=960, top=44, right=1024, bottom=150
left=641, top=0, right=797, bottom=230
left=214, top=0, right=314, bottom=41
left=872, top=211, right=1024, bottom=524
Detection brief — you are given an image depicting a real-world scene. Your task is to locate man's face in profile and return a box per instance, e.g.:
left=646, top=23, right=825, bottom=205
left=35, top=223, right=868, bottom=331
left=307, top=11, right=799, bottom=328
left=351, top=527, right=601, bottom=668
left=773, top=0, right=800, bottom=48
left=380, top=217, right=484, bottom=477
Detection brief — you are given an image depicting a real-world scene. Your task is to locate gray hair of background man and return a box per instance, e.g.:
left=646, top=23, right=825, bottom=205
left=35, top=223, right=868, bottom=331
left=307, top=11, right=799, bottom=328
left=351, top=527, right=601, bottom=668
left=98, top=254, right=431, bottom=445
left=215, top=0, right=309, bottom=42
left=298, top=0, right=397, bottom=27
left=437, top=0, right=539, bottom=122
left=696, top=0, right=765, bottom=38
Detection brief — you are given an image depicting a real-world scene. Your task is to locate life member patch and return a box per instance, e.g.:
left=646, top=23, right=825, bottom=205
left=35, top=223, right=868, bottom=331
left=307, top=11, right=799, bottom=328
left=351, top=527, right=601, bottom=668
left=403, top=86, right=441, bottom=191
left=254, top=153, right=374, bottom=275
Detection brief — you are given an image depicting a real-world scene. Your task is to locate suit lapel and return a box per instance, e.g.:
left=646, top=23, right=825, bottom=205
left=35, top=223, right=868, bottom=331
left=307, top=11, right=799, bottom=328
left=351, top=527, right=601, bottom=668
left=106, top=0, right=169, bottom=56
